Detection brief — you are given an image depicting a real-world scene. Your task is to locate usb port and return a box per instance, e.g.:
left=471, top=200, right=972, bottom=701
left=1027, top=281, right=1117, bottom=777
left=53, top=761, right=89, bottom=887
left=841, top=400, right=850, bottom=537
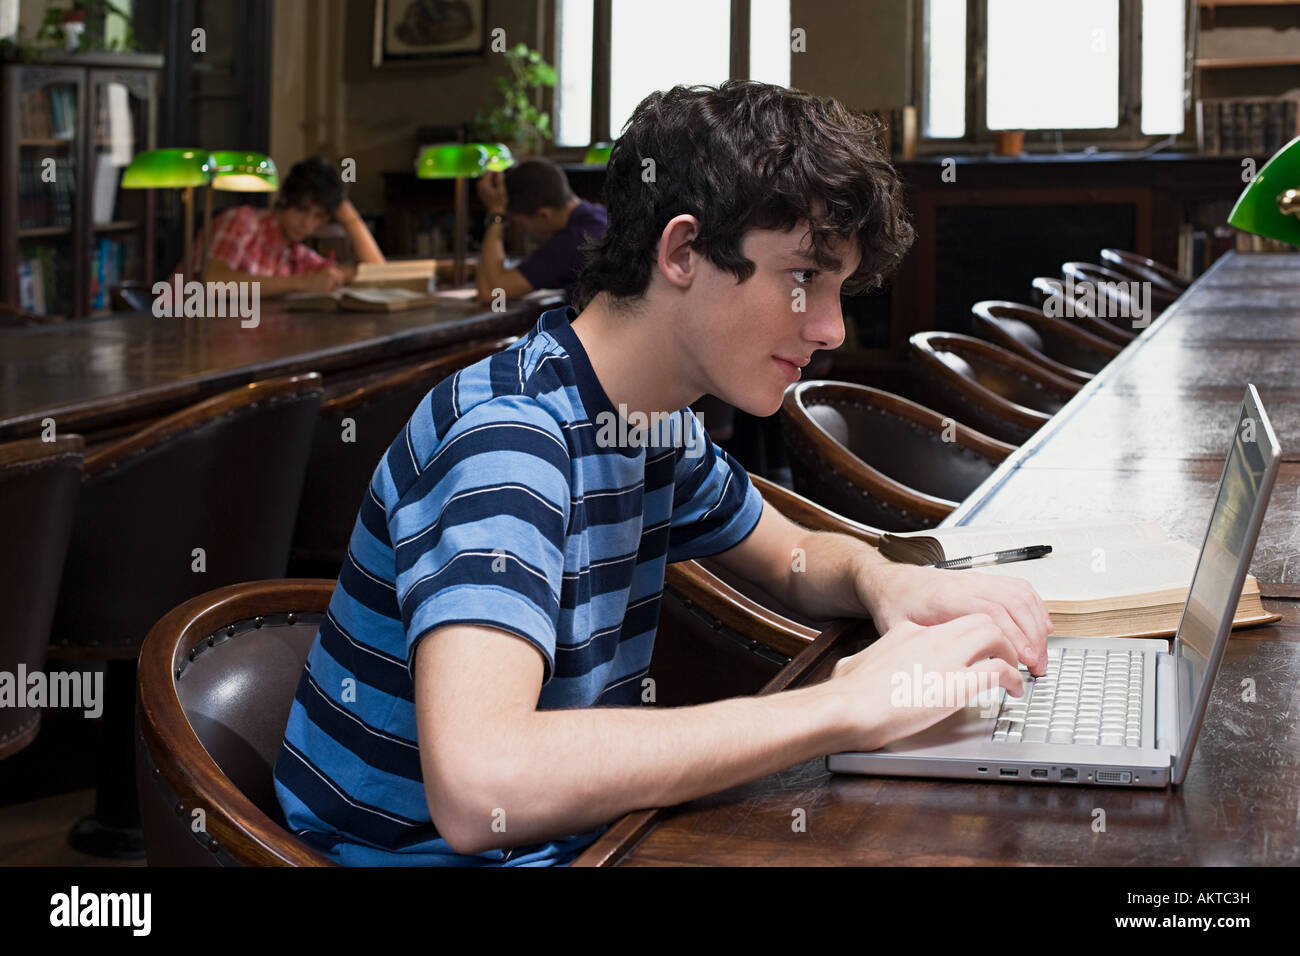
left=999, top=768, right=1019, bottom=777
left=976, top=767, right=988, bottom=773
left=1031, top=768, right=1048, bottom=779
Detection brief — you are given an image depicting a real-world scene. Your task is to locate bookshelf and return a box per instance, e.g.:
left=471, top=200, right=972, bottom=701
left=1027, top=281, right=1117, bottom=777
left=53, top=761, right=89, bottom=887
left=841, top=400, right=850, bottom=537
left=1, top=54, right=162, bottom=321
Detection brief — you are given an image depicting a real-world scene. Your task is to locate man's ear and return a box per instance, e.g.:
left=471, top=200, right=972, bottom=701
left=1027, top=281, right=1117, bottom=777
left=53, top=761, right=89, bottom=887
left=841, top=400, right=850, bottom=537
left=656, top=214, right=701, bottom=291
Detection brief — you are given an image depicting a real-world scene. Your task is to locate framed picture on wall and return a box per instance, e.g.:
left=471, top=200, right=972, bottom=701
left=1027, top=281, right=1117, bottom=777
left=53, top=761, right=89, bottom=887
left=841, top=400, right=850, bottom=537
left=372, top=0, right=486, bottom=67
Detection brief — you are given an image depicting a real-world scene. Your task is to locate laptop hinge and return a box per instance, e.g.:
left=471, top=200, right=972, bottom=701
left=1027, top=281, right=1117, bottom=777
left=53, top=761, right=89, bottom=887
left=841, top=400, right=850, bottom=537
left=1155, top=651, right=1177, bottom=756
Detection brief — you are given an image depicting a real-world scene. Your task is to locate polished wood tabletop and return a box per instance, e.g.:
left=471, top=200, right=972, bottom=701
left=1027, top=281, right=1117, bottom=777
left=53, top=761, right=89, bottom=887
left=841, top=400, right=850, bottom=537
left=0, top=294, right=561, bottom=442
left=577, top=250, right=1300, bottom=866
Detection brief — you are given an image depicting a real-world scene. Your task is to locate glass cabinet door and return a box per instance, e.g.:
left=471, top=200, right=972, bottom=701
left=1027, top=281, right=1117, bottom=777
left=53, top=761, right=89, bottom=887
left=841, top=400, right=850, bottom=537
left=87, top=70, right=154, bottom=317
left=15, top=69, right=81, bottom=320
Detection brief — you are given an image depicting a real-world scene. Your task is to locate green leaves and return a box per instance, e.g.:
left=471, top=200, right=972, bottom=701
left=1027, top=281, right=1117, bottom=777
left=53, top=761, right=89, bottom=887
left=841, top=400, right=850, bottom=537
left=470, top=43, right=557, bottom=155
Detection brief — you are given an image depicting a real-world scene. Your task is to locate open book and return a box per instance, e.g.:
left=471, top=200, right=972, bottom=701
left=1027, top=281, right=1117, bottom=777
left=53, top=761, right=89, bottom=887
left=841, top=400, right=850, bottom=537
left=282, top=286, right=437, bottom=312
left=878, top=520, right=1278, bottom=639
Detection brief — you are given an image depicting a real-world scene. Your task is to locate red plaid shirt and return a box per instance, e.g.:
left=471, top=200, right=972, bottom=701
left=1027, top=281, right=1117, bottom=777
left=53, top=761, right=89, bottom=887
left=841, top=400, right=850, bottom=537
left=178, top=205, right=328, bottom=277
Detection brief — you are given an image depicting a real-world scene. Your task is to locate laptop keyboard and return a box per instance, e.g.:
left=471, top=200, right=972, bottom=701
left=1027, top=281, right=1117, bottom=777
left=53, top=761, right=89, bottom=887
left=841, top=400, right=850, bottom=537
left=992, top=647, right=1143, bottom=747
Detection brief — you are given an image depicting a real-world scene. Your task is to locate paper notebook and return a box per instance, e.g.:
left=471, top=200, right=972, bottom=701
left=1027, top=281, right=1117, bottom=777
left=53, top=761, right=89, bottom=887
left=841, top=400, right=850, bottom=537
left=878, top=520, right=1279, bottom=639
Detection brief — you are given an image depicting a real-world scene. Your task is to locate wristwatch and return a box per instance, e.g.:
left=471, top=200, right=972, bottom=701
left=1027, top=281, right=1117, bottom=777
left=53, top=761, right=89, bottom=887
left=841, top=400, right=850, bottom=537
left=484, top=211, right=507, bottom=229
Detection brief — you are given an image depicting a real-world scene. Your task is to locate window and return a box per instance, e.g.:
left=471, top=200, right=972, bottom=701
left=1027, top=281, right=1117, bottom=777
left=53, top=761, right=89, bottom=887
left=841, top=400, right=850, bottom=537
left=922, top=0, right=1187, bottom=144
left=553, top=0, right=793, bottom=149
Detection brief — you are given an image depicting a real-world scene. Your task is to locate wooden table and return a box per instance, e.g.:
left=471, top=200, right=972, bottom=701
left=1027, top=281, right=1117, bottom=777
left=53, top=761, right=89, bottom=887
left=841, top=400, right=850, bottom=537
left=578, top=250, right=1300, bottom=866
left=0, top=294, right=561, bottom=443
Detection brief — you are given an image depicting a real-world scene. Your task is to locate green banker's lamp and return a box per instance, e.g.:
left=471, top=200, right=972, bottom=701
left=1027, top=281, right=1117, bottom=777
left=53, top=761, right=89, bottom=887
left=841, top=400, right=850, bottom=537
left=1228, top=134, right=1300, bottom=248
left=203, top=151, right=279, bottom=282
left=121, top=148, right=214, bottom=279
left=583, top=142, right=613, bottom=166
left=416, top=142, right=514, bottom=287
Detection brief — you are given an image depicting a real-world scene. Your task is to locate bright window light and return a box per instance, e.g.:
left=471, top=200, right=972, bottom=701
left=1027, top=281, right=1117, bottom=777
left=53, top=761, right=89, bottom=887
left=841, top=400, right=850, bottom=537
left=750, top=0, right=791, bottom=87
left=609, top=0, right=730, bottom=139
left=925, top=0, right=966, bottom=138
left=986, top=0, right=1119, bottom=130
left=555, top=0, right=595, bottom=146
left=1142, top=0, right=1186, bottom=135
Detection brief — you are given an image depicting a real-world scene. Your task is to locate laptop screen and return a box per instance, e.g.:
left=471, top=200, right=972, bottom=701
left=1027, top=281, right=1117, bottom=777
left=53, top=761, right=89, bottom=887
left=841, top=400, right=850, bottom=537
left=1172, top=386, right=1279, bottom=782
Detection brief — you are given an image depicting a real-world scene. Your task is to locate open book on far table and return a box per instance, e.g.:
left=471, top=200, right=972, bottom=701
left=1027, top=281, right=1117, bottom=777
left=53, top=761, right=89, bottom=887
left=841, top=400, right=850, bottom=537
left=879, top=520, right=1279, bottom=639
left=283, top=260, right=440, bottom=312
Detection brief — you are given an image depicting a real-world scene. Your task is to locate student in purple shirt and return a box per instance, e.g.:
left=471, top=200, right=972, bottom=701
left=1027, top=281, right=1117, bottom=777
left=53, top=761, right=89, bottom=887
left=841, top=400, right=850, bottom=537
left=474, top=158, right=608, bottom=304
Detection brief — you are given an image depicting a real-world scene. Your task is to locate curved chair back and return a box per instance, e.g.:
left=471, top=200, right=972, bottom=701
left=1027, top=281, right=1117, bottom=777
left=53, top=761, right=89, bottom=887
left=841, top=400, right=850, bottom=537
left=908, top=332, right=1080, bottom=446
left=1062, top=260, right=1170, bottom=325
left=0, top=436, right=83, bottom=758
left=971, top=300, right=1122, bottom=385
left=781, top=381, right=1015, bottom=530
left=1100, top=248, right=1190, bottom=293
left=50, top=373, right=323, bottom=658
left=654, top=474, right=885, bottom=706
left=291, top=338, right=516, bottom=573
left=1030, top=276, right=1136, bottom=346
left=136, top=579, right=338, bottom=865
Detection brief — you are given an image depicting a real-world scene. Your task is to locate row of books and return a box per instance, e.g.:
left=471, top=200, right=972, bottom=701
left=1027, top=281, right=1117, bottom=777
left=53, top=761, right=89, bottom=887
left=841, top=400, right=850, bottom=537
left=16, top=244, right=72, bottom=316
left=1196, top=96, right=1300, bottom=157
left=19, top=86, right=77, bottom=140
left=89, top=238, right=135, bottom=313
left=17, top=155, right=77, bottom=229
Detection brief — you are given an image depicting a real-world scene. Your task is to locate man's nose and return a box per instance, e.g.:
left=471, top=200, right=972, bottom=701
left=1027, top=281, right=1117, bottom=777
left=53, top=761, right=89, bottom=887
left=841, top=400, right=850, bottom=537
left=806, top=300, right=846, bottom=352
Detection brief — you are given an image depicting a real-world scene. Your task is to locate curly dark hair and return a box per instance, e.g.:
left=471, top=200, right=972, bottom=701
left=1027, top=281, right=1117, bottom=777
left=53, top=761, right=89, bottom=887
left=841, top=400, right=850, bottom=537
left=573, top=81, right=914, bottom=310
left=275, top=155, right=345, bottom=214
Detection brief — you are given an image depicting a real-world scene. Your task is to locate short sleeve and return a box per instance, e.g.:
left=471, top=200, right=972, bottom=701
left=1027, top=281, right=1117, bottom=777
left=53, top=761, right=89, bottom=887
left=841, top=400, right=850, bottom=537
left=204, top=206, right=258, bottom=272
left=516, top=234, right=578, bottom=292
left=665, top=409, right=763, bottom=564
left=389, top=395, right=572, bottom=682
left=290, top=242, right=328, bottom=275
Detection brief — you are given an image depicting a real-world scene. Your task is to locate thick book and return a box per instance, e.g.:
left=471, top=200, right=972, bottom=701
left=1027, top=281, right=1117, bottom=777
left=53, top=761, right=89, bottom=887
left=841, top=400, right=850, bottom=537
left=282, top=286, right=437, bottom=312
left=878, top=520, right=1278, bottom=639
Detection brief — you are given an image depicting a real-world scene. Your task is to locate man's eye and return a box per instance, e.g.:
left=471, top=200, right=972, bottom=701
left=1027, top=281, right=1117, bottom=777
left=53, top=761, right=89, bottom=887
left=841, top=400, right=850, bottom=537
left=792, top=269, right=818, bottom=285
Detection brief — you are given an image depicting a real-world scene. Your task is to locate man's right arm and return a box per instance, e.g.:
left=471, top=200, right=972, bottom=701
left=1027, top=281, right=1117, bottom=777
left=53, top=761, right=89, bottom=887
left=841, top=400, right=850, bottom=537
left=416, top=612, right=1023, bottom=856
left=206, top=258, right=344, bottom=297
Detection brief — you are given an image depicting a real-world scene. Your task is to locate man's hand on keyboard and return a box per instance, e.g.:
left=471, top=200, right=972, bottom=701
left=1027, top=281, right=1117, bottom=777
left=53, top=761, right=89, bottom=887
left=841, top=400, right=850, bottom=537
left=859, top=564, right=1052, bottom=676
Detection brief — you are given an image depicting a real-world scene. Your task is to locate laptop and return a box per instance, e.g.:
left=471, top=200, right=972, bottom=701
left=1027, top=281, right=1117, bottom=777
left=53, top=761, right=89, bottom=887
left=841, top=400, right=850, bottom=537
left=827, top=385, right=1280, bottom=788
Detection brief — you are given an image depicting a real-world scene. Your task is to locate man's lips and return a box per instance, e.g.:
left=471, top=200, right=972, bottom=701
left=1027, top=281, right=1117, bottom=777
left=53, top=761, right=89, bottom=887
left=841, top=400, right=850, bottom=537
left=773, top=355, right=809, bottom=380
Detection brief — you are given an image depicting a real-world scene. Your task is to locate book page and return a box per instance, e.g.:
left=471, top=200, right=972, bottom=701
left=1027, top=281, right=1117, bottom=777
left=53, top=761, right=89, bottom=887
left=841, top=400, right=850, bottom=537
left=973, top=538, right=1200, bottom=603
left=342, top=287, right=430, bottom=304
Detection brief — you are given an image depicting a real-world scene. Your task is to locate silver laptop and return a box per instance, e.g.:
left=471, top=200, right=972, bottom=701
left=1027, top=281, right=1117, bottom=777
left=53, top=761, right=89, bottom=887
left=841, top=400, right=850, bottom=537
left=828, top=385, right=1280, bottom=788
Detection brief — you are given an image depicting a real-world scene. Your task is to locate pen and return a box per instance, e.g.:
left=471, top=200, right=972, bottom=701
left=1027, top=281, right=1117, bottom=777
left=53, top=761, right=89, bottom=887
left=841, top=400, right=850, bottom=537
left=928, top=545, right=1053, bottom=570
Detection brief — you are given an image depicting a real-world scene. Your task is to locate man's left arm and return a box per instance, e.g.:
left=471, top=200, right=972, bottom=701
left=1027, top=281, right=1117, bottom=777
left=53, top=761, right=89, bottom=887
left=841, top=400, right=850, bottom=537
left=708, top=502, right=1052, bottom=675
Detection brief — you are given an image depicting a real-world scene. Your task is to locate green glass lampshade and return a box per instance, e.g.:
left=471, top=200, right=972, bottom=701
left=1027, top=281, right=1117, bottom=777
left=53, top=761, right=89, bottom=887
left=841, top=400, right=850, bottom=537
left=481, top=143, right=514, bottom=172
left=120, top=148, right=213, bottom=188
left=416, top=142, right=514, bottom=178
left=209, top=150, right=279, bottom=192
left=1228, top=134, right=1300, bottom=247
left=583, top=143, right=613, bottom=166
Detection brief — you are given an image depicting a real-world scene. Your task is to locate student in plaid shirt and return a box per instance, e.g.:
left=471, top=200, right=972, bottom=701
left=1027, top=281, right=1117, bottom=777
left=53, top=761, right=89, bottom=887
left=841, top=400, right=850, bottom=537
left=181, top=155, right=385, bottom=297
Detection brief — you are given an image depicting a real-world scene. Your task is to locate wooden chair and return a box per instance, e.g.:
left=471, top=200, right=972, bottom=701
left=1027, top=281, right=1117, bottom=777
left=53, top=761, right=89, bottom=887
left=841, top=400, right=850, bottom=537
left=1100, top=248, right=1190, bottom=293
left=1062, top=260, right=1172, bottom=327
left=48, top=373, right=324, bottom=857
left=655, top=474, right=884, bottom=706
left=136, top=579, right=339, bottom=865
left=0, top=436, right=83, bottom=759
left=1030, top=276, right=1137, bottom=346
left=971, top=300, right=1123, bottom=386
left=908, top=331, right=1080, bottom=446
left=290, top=338, right=516, bottom=576
left=780, top=381, right=1015, bottom=531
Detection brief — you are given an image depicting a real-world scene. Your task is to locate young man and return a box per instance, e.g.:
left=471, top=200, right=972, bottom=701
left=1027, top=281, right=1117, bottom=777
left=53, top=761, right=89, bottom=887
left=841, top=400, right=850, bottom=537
left=274, top=81, right=1050, bottom=866
left=182, top=155, right=386, bottom=297
left=474, top=157, right=607, bottom=304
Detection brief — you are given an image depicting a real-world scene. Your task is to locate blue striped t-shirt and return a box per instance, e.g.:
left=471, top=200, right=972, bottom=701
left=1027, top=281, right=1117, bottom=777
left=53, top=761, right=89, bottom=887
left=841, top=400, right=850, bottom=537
left=273, top=306, right=763, bottom=866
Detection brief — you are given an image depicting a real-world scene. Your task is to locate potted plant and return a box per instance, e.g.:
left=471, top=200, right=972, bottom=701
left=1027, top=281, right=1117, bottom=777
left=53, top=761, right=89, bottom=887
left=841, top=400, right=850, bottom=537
left=469, top=43, right=557, bottom=157
left=36, top=0, right=135, bottom=53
